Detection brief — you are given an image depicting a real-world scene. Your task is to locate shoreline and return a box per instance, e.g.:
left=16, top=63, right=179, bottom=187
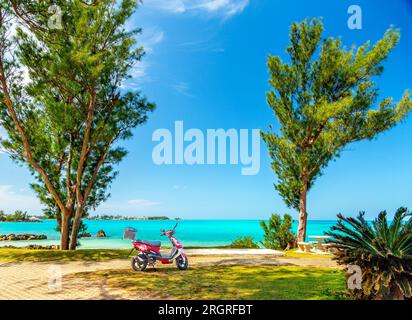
left=0, top=219, right=337, bottom=249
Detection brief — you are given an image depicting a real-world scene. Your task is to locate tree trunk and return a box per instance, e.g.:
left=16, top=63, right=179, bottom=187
left=297, top=183, right=308, bottom=242
left=56, top=206, right=62, bottom=231
left=69, top=204, right=83, bottom=250
left=60, top=213, right=71, bottom=250
left=68, top=92, right=95, bottom=251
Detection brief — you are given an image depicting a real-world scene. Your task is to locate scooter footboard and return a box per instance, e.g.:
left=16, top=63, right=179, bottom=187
left=158, top=247, right=184, bottom=263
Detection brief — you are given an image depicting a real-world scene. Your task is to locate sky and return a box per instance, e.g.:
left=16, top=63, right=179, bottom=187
left=0, top=0, right=411, bottom=220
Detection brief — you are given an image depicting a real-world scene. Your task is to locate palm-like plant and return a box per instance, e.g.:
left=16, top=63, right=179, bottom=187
left=327, top=207, right=412, bottom=300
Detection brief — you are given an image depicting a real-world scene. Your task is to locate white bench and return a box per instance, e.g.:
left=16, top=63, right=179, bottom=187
left=319, top=243, right=332, bottom=253
left=297, top=242, right=313, bottom=253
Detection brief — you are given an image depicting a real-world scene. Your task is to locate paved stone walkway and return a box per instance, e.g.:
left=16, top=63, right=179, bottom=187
left=0, top=250, right=336, bottom=300
left=0, top=259, right=134, bottom=300
left=185, top=248, right=284, bottom=255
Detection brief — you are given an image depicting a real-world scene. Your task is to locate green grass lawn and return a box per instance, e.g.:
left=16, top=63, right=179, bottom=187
left=0, top=248, right=256, bottom=261
left=1, top=248, right=346, bottom=300
left=71, top=265, right=347, bottom=300
left=0, top=247, right=333, bottom=261
left=0, top=248, right=131, bottom=261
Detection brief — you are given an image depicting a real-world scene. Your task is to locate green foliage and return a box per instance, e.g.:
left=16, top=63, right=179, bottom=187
left=71, top=266, right=347, bottom=300
left=327, top=208, right=412, bottom=300
left=262, top=18, right=412, bottom=211
left=147, top=216, right=170, bottom=220
left=1, top=210, right=30, bottom=222
left=9, top=210, right=28, bottom=221
left=0, top=1, right=155, bottom=248
left=228, top=237, right=260, bottom=249
left=260, top=214, right=296, bottom=250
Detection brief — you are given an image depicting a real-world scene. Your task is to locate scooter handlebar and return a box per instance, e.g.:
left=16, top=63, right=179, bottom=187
left=160, top=229, right=176, bottom=237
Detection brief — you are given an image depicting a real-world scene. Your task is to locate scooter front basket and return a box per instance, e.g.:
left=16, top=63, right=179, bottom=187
left=123, top=227, right=137, bottom=240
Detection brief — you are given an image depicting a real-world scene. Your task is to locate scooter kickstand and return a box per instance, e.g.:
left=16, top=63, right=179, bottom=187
left=151, top=263, right=157, bottom=271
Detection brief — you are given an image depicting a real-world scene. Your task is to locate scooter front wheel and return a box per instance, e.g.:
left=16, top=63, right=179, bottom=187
left=131, top=253, right=148, bottom=271
left=176, top=255, right=188, bottom=270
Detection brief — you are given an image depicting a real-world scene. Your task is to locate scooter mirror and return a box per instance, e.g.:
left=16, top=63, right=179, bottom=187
left=160, top=228, right=165, bottom=233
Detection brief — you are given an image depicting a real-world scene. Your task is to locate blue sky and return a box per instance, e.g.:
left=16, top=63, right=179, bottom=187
left=0, top=0, right=411, bottom=220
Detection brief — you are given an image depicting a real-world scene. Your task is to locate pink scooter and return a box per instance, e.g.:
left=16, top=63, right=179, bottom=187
left=127, top=223, right=188, bottom=271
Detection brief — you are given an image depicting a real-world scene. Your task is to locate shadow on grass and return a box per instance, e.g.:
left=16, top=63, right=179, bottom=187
left=0, top=248, right=131, bottom=262
left=72, top=265, right=348, bottom=300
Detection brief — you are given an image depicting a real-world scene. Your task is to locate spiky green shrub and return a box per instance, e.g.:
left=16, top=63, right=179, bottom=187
left=260, top=214, right=296, bottom=250
left=327, top=208, right=412, bottom=300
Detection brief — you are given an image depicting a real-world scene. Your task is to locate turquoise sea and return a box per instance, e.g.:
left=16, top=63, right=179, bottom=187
left=0, top=219, right=337, bottom=249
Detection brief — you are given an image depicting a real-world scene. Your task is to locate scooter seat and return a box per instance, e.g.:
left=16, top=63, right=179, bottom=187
left=139, top=240, right=161, bottom=248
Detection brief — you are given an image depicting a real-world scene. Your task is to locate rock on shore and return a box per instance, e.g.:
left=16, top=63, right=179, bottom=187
left=0, top=234, right=47, bottom=241
left=96, top=230, right=106, bottom=237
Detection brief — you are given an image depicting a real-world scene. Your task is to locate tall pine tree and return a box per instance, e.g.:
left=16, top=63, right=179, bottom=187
left=262, top=19, right=412, bottom=242
left=0, top=0, right=154, bottom=249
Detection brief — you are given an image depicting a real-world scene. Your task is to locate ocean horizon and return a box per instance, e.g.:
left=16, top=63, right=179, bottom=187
left=0, top=219, right=337, bottom=249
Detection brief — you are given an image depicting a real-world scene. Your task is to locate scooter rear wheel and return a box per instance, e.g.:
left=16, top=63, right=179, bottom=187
left=132, top=253, right=148, bottom=271
left=176, top=255, right=188, bottom=270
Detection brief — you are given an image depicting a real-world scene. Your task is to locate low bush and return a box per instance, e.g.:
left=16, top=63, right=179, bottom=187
left=228, top=236, right=259, bottom=249
left=260, top=213, right=296, bottom=250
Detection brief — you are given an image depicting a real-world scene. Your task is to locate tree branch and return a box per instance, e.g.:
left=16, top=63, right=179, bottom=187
left=0, top=60, right=66, bottom=214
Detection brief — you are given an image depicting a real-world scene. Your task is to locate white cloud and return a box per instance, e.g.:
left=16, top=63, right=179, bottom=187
left=125, top=61, right=150, bottom=89
left=0, top=185, right=43, bottom=214
left=194, top=0, right=249, bottom=18
left=98, top=199, right=160, bottom=213
left=8, top=20, right=32, bottom=85
left=172, top=81, right=194, bottom=97
left=124, top=60, right=149, bottom=89
left=145, top=0, right=249, bottom=19
left=147, top=0, right=186, bottom=13
left=127, top=199, right=160, bottom=207
left=123, top=28, right=164, bottom=89
left=131, top=61, right=147, bottom=79
left=177, top=38, right=225, bottom=53
left=140, top=29, right=165, bottom=54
